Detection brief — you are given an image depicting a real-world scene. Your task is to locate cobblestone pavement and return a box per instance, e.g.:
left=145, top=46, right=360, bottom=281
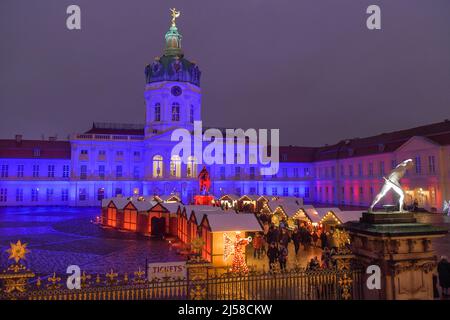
left=0, top=207, right=448, bottom=278
left=0, top=207, right=183, bottom=276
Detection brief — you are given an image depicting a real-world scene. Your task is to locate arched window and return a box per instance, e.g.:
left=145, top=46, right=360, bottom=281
left=154, top=103, right=161, bottom=122
left=153, top=155, right=163, bottom=178
left=172, top=102, right=180, bottom=121
left=187, top=156, right=197, bottom=178
left=170, top=155, right=181, bottom=178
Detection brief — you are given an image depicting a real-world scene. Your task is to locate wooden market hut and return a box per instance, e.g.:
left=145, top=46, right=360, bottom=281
left=256, top=195, right=270, bottom=213
left=188, top=211, right=200, bottom=244
left=218, top=194, right=239, bottom=209
left=177, top=206, right=188, bottom=243
left=237, top=195, right=259, bottom=212
left=199, top=213, right=262, bottom=266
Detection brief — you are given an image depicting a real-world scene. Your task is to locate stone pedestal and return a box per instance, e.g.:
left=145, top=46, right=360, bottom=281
left=194, top=195, right=215, bottom=205
left=343, top=212, right=447, bottom=300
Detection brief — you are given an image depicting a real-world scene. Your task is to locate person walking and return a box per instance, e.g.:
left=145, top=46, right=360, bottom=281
left=279, top=228, right=290, bottom=248
left=267, top=242, right=279, bottom=271
left=437, top=256, right=450, bottom=297
left=312, top=230, right=319, bottom=247
left=278, top=244, right=288, bottom=271
left=252, top=233, right=263, bottom=259
left=320, top=231, right=328, bottom=249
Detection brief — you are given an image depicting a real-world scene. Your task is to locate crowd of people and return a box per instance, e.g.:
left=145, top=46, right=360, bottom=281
left=251, top=221, right=340, bottom=271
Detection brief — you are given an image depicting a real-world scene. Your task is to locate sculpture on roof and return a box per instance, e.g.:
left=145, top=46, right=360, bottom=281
left=369, top=159, right=413, bottom=213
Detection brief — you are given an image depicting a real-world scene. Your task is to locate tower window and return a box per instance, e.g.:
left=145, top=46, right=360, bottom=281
left=154, top=103, right=161, bottom=122
left=172, top=103, right=180, bottom=121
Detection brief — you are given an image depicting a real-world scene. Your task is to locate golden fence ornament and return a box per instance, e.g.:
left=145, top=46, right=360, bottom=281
left=0, top=240, right=362, bottom=300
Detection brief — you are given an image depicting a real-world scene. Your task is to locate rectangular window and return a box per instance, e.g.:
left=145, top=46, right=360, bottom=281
left=62, top=165, right=70, bottom=178
left=31, top=188, right=39, bottom=202
left=249, top=167, right=255, bottom=179
left=78, top=188, right=87, bottom=201
left=33, top=148, right=41, bottom=157
left=379, top=161, right=385, bottom=176
left=48, top=165, right=55, bottom=178
left=1, top=165, right=9, bottom=178
left=331, top=166, right=335, bottom=178
left=116, top=165, right=123, bottom=178
left=348, top=165, right=353, bottom=177
left=133, top=151, right=141, bottom=157
left=304, top=187, right=310, bottom=198
left=272, top=187, right=277, bottom=196
left=98, top=150, right=106, bottom=156
left=80, top=150, right=88, bottom=155
left=235, top=187, right=241, bottom=196
left=293, top=168, right=299, bottom=178
left=172, top=103, right=180, bottom=121
left=98, top=165, right=105, bottom=179
left=368, top=163, right=373, bottom=177
left=282, top=168, right=288, bottom=177
left=116, top=151, right=124, bottom=157
left=249, top=187, right=256, bottom=195
left=17, top=165, right=24, bottom=178
left=428, top=155, right=436, bottom=174
left=304, top=168, right=310, bottom=176
left=0, top=188, right=7, bottom=202
left=358, top=163, right=363, bottom=177
left=294, top=187, right=299, bottom=197
left=61, top=189, right=69, bottom=202
left=80, top=165, right=87, bottom=180
left=133, top=166, right=140, bottom=179
left=415, top=156, right=421, bottom=174
left=115, top=188, right=122, bottom=197
left=283, top=187, right=289, bottom=196
left=340, top=164, right=345, bottom=178
left=220, top=167, right=225, bottom=180
left=16, top=189, right=23, bottom=202
left=262, top=187, right=267, bottom=195
left=154, top=103, right=161, bottom=121
left=46, top=188, right=54, bottom=201
left=235, top=167, right=241, bottom=178
left=97, top=188, right=105, bottom=201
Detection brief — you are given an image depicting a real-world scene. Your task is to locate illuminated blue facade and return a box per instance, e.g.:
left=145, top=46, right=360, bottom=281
left=0, top=21, right=314, bottom=207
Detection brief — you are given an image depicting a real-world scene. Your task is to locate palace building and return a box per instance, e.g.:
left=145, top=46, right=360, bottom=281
left=0, top=13, right=450, bottom=212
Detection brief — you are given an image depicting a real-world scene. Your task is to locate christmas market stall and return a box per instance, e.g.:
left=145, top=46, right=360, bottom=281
left=237, top=195, right=259, bottom=212
left=198, top=213, right=262, bottom=267
left=218, top=194, right=239, bottom=209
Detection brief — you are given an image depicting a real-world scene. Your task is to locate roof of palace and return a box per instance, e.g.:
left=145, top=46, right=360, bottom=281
left=0, top=139, right=71, bottom=159
left=280, top=119, right=450, bottom=162
left=85, top=122, right=145, bottom=136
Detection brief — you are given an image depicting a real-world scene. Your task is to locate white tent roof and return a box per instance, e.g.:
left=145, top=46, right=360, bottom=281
left=333, top=210, right=363, bottom=223
left=204, top=214, right=262, bottom=232
left=159, top=202, right=182, bottom=213
left=219, top=194, right=240, bottom=201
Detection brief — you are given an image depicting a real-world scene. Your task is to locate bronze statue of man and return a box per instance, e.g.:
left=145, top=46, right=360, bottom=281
left=369, top=159, right=413, bottom=212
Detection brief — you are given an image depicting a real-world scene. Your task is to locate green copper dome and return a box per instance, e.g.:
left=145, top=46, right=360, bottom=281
left=145, top=10, right=201, bottom=87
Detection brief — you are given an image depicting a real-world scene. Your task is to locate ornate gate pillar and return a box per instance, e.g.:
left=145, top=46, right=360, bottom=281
left=344, top=212, right=447, bottom=300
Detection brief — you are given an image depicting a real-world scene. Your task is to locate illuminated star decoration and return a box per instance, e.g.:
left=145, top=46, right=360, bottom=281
left=7, top=240, right=30, bottom=263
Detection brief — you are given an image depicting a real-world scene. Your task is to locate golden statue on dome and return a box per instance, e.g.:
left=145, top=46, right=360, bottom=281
left=170, top=8, right=181, bottom=27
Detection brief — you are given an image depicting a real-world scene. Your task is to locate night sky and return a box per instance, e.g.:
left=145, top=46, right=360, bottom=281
left=1, top=0, right=449, bottom=146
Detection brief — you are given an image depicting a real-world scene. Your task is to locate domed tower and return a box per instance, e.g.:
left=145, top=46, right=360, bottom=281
left=144, top=9, right=202, bottom=137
